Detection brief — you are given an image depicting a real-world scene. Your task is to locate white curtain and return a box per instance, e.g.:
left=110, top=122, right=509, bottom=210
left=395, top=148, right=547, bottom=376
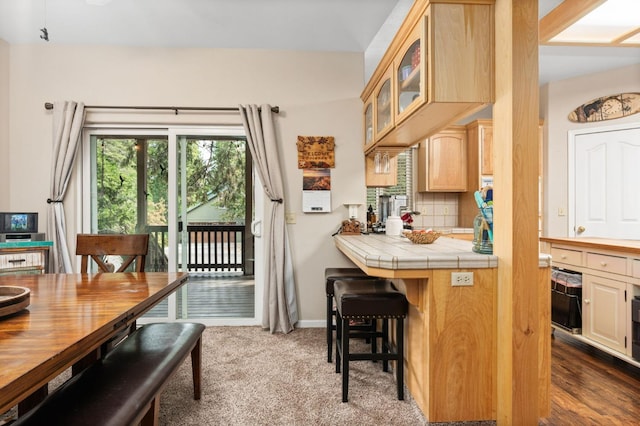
left=47, top=101, right=85, bottom=273
left=239, top=104, right=298, bottom=333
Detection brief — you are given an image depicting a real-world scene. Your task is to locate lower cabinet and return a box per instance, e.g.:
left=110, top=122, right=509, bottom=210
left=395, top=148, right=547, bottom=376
left=582, top=274, right=628, bottom=354
left=540, top=238, right=640, bottom=364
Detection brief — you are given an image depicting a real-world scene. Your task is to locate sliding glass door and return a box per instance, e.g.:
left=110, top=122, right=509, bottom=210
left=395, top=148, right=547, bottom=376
left=82, top=126, right=262, bottom=325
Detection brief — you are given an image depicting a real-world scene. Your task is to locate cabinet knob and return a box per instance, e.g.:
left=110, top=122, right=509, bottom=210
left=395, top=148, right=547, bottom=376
left=561, top=255, right=567, bottom=259
left=600, top=262, right=607, bottom=267
left=584, top=299, right=590, bottom=304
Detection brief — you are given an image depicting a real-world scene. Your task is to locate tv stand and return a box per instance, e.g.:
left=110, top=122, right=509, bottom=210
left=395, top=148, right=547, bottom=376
left=0, top=233, right=45, bottom=242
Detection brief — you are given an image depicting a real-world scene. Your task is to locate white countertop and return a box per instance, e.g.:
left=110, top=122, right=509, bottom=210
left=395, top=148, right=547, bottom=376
left=334, top=234, right=551, bottom=270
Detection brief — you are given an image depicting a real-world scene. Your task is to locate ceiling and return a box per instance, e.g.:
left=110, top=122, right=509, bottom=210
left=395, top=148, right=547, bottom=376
left=0, top=0, right=638, bottom=86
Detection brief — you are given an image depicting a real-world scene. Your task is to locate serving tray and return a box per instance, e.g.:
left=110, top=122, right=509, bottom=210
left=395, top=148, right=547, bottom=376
left=0, top=286, right=31, bottom=318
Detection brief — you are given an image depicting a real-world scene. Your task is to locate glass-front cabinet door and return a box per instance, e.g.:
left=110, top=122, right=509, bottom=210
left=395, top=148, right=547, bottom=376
left=363, top=96, right=374, bottom=149
left=395, top=20, right=424, bottom=124
left=374, top=66, right=394, bottom=141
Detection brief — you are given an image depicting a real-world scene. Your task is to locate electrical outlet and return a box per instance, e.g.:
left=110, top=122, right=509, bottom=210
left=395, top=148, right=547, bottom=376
left=285, top=212, right=296, bottom=224
left=451, top=272, right=473, bottom=286
left=443, top=206, right=449, bottom=215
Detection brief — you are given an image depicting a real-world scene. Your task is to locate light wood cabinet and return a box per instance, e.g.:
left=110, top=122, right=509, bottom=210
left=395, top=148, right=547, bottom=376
left=374, top=67, right=394, bottom=141
left=361, top=0, right=494, bottom=155
left=363, top=96, right=374, bottom=150
left=365, top=151, right=398, bottom=187
left=394, top=20, right=423, bottom=125
left=479, top=124, right=493, bottom=176
left=417, top=127, right=467, bottom=192
left=459, top=120, right=543, bottom=228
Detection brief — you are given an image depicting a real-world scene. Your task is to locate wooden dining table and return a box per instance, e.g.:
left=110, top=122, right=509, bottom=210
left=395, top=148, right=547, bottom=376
left=0, top=272, right=189, bottom=415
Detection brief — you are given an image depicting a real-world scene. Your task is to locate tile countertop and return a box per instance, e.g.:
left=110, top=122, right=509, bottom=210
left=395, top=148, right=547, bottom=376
left=334, top=233, right=551, bottom=270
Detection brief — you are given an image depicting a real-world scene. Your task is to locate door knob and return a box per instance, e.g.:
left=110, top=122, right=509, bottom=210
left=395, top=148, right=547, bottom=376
left=576, top=225, right=586, bottom=234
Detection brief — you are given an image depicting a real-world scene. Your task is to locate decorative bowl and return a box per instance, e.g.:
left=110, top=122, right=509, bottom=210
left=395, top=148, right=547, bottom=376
left=403, top=230, right=440, bottom=244
left=0, top=286, right=31, bottom=318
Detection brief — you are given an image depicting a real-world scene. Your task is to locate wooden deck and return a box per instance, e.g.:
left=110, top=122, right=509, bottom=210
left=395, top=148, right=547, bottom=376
left=144, top=274, right=254, bottom=319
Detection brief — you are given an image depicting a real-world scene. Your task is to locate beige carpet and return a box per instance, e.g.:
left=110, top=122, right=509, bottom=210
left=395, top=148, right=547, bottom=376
left=158, top=326, right=428, bottom=426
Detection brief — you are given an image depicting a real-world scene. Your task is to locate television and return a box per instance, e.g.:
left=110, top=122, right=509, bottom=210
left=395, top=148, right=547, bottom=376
left=0, top=212, right=38, bottom=234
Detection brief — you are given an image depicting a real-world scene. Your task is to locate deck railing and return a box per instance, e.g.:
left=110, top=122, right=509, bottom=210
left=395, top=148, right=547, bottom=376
left=145, top=224, right=246, bottom=273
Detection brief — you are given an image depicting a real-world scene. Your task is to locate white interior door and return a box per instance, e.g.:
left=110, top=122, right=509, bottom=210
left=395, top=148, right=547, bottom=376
left=571, top=125, right=640, bottom=238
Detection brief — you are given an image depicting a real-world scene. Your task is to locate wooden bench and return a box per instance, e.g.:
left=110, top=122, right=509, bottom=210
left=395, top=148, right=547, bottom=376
left=14, top=322, right=205, bottom=426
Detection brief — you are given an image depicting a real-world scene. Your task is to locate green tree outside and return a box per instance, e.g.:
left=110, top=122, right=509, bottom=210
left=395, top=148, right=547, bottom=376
left=96, top=137, right=246, bottom=233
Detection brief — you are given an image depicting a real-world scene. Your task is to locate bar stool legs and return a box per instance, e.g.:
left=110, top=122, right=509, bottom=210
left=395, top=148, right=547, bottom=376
left=333, top=279, right=408, bottom=403
left=336, top=315, right=405, bottom=402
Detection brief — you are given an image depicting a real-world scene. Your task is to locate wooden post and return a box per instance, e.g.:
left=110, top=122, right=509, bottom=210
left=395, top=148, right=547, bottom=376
left=493, top=0, right=543, bottom=424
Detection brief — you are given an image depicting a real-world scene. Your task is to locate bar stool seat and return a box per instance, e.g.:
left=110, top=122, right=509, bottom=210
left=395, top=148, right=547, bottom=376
left=334, top=279, right=408, bottom=402
left=324, top=268, right=380, bottom=363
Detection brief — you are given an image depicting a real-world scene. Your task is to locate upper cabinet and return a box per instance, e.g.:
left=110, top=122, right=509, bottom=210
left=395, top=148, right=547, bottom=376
left=364, top=151, right=399, bottom=188
left=374, top=67, right=395, bottom=141
left=417, top=126, right=467, bottom=192
left=458, top=119, right=544, bottom=227
left=362, top=0, right=495, bottom=155
left=395, top=22, right=424, bottom=125
left=363, top=96, right=374, bottom=149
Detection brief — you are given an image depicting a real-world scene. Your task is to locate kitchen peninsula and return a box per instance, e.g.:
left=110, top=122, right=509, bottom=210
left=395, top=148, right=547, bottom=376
left=334, top=234, right=551, bottom=423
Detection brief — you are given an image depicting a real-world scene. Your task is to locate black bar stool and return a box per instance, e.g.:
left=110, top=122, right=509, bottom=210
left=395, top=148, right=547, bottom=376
left=324, top=268, right=380, bottom=363
left=334, top=279, right=408, bottom=402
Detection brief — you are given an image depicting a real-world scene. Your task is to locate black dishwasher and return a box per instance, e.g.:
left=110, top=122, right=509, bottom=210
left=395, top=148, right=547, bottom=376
left=551, top=267, right=583, bottom=334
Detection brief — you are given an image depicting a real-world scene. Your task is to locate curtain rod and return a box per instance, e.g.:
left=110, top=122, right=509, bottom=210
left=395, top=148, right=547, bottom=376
left=43, top=102, right=279, bottom=114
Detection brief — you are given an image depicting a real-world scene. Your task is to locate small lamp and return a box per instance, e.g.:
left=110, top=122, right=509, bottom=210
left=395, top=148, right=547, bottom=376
left=343, top=203, right=361, bottom=219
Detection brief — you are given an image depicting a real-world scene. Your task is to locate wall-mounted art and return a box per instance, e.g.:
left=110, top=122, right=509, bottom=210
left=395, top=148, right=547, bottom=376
left=302, top=169, right=331, bottom=213
left=568, top=93, right=640, bottom=123
left=296, top=136, right=335, bottom=169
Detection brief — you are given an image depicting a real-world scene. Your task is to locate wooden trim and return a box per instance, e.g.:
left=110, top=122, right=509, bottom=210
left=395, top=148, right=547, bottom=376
left=538, top=0, right=604, bottom=43
left=613, top=27, right=640, bottom=45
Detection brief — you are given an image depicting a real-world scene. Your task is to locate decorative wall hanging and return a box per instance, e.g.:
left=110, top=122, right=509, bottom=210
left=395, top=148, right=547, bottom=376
left=296, top=136, right=335, bottom=169
left=568, top=93, right=640, bottom=123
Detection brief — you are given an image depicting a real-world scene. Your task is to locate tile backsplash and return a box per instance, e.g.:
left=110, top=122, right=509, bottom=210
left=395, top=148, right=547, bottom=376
left=412, top=192, right=458, bottom=229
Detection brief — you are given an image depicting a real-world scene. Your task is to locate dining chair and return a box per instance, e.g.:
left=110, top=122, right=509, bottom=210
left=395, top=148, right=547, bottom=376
left=73, top=233, right=150, bottom=369
left=76, top=233, right=150, bottom=273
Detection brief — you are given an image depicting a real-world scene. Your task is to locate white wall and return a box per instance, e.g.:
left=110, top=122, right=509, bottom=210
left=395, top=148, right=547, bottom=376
left=542, top=63, right=640, bottom=237
left=4, top=44, right=368, bottom=324
left=0, top=39, right=8, bottom=210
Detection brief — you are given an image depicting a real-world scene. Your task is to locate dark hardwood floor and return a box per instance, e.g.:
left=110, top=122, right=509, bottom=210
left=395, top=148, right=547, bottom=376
left=540, top=330, right=640, bottom=425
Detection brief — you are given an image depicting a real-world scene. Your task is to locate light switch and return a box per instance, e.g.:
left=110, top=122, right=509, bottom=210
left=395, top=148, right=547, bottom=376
left=285, top=212, right=296, bottom=224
